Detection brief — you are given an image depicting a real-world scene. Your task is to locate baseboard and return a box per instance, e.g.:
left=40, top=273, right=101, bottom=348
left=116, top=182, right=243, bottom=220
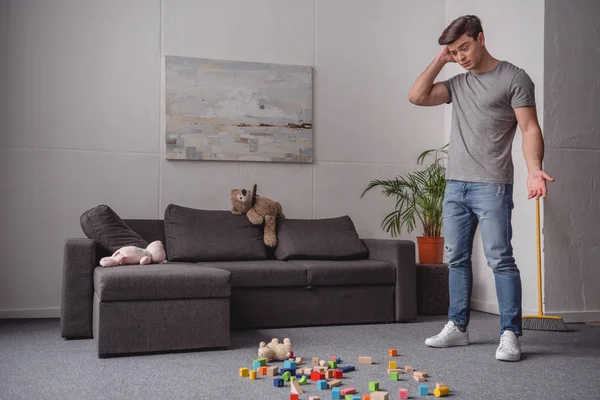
left=0, top=307, right=60, bottom=319
left=549, top=311, right=600, bottom=323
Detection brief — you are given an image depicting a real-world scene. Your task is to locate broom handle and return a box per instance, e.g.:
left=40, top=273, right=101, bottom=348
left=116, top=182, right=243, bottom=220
left=536, top=198, right=544, bottom=317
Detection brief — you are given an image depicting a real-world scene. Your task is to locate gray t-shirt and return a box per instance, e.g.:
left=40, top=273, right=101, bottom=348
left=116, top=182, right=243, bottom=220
left=441, top=61, right=536, bottom=184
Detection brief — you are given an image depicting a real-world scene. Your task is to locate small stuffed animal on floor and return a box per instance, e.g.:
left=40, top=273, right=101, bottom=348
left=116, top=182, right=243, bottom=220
left=258, top=338, right=292, bottom=362
left=100, top=240, right=167, bottom=267
left=231, top=184, right=285, bottom=248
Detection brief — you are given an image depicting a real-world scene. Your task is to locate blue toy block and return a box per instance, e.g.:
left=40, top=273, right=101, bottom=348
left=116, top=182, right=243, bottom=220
left=252, top=361, right=262, bottom=370
left=352, top=396, right=361, bottom=400
left=332, top=387, right=342, bottom=400
left=317, top=380, right=328, bottom=390
left=419, top=385, right=429, bottom=396
left=340, top=365, right=355, bottom=373
left=284, top=360, right=297, bottom=369
left=280, top=367, right=297, bottom=376
left=273, top=378, right=284, bottom=388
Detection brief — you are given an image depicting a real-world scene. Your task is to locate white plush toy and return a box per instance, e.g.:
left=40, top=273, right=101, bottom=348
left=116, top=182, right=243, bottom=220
left=100, top=240, right=167, bottom=267
left=257, top=338, right=292, bottom=362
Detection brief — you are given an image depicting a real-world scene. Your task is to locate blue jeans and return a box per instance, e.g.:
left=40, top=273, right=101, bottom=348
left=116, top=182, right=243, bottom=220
left=443, top=180, right=522, bottom=336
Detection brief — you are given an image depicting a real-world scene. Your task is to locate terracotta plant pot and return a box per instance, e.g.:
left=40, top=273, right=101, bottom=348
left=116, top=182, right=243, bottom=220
left=417, top=236, right=445, bottom=264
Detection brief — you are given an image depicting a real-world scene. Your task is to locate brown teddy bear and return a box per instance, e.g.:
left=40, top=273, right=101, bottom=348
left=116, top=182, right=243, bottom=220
left=257, top=338, right=292, bottom=362
left=231, top=184, right=285, bottom=247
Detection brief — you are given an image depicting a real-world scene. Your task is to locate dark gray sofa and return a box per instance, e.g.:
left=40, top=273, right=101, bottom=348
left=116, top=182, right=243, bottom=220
left=61, top=205, right=417, bottom=357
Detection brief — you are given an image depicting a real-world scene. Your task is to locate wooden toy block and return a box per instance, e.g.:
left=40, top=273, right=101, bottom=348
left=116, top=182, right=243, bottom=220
left=414, top=371, right=429, bottom=378
left=330, top=356, right=337, bottom=360
left=388, top=348, right=398, bottom=357
left=259, top=366, right=268, bottom=375
left=274, top=377, right=284, bottom=387
left=435, top=382, right=446, bottom=389
left=284, top=360, right=297, bottom=369
left=290, top=351, right=294, bottom=358
left=298, top=376, right=308, bottom=385
left=413, top=375, right=425, bottom=382
left=390, top=371, right=399, bottom=381
left=326, top=370, right=335, bottom=379
left=433, top=386, right=450, bottom=397
left=398, top=388, right=409, bottom=399
left=309, top=397, right=321, bottom=400
left=418, top=385, right=428, bottom=396
left=310, top=371, right=326, bottom=381
left=351, top=396, right=362, bottom=400
left=312, top=357, right=320, bottom=366
left=370, top=392, right=389, bottom=400
left=334, top=369, right=343, bottom=379
left=317, top=380, right=328, bottom=390
left=359, top=356, right=373, bottom=365
left=252, top=361, right=262, bottom=370
left=290, top=376, right=295, bottom=382
left=295, top=357, right=303, bottom=364
left=388, top=361, right=397, bottom=369
left=291, top=380, right=304, bottom=395
left=282, top=371, right=291, bottom=382
left=319, top=360, right=328, bottom=367
left=340, top=365, right=355, bottom=373
left=369, top=381, right=380, bottom=391
left=362, top=395, right=371, bottom=400
left=304, top=368, right=313, bottom=375
left=404, top=365, right=414, bottom=373
left=239, top=367, right=249, bottom=377
left=249, top=370, right=257, bottom=380
left=332, top=387, right=342, bottom=400
left=313, top=366, right=327, bottom=373
left=327, top=379, right=343, bottom=388
left=387, top=368, right=404, bottom=374
left=290, top=394, right=298, bottom=400
left=267, top=366, right=279, bottom=376
left=340, top=387, right=356, bottom=395
left=281, top=367, right=297, bottom=376
left=328, top=360, right=338, bottom=369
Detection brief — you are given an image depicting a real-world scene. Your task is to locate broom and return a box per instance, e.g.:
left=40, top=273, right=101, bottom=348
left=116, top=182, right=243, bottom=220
left=522, top=198, right=569, bottom=331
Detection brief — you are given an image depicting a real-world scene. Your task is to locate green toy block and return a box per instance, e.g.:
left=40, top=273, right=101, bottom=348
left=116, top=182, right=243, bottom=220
left=369, top=381, right=380, bottom=391
left=282, top=371, right=291, bottom=382
left=390, top=371, right=399, bottom=381
left=298, top=376, right=308, bottom=385
left=328, top=360, right=338, bottom=369
left=345, top=395, right=354, bottom=400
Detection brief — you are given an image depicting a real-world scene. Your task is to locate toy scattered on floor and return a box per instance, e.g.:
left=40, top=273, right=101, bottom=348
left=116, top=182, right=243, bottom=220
left=399, top=388, right=409, bottom=399
left=100, top=240, right=166, bottom=267
left=230, top=184, right=285, bottom=247
left=388, top=348, right=398, bottom=357
left=239, top=367, right=249, bottom=377
left=371, top=391, right=389, bottom=400
left=434, top=385, right=450, bottom=397
left=249, top=370, right=257, bottom=380
left=358, top=356, right=372, bottom=364
left=290, top=380, right=303, bottom=394
left=258, top=338, right=292, bottom=362
left=418, top=384, right=429, bottom=396
left=369, top=381, right=379, bottom=391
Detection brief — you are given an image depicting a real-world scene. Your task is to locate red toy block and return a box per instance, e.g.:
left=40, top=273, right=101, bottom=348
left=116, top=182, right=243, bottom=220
left=334, top=370, right=343, bottom=379
left=290, top=394, right=299, bottom=400
left=311, top=371, right=326, bottom=381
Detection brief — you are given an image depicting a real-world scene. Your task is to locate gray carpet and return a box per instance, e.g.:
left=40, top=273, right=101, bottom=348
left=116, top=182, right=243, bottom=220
left=1, top=311, right=599, bottom=400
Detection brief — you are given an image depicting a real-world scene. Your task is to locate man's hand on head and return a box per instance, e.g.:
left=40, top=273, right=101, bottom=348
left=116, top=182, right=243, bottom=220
left=437, top=46, right=455, bottom=64
left=527, top=170, right=555, bottom=199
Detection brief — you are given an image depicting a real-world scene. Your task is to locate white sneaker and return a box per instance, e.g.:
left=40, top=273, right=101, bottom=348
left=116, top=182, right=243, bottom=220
left=496, top=330, right=521, bottom=361
left=425, top=321, right=470, bottom=348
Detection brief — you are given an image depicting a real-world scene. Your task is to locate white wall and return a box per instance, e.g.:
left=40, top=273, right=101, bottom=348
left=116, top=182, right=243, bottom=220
left=443, top=1, right=546, bottom=317
left=0, top=0, right=445, bottom=317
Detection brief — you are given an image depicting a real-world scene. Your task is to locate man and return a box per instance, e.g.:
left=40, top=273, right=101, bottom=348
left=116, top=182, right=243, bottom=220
left=408, top=15, right=554, bottom=362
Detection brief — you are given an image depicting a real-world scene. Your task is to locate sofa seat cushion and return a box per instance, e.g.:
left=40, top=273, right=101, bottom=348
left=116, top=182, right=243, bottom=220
left=94, top=263, right=230, bottom=302
left=197, top=261, right=309, bottom=288
left=290, top=259, right=396, bottom=286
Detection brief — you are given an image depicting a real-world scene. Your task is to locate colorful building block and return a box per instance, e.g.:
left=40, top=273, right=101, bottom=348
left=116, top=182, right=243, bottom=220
left=249, top=370, right=257, bottom=380
left=388, top=348, right=398, bottom=357
left=267, top=366, right=279, bottom=376
left=327, top=379, right=343, bottom=389
left=298, top=376, right=308, bottom=385
left=332, top=387, right=342, bottom=400
left=281, top=367, right=296, bottom=376
left=253, top=358, right=266, bottom=369
left=291, top=380, right=304, bottom=395
left=329, top=360, right=338, bottom=369
left=369, top=381, right=379, bottom=391
left=282, top=371, right=291, bottom=382
left=433, top=386, right=450, bottom=397
left=419, top=385, right=428, bottom=396
left=334, top=369, right=343, bottom=379
left=310, top=371, right=326, bottom=381
left=390, top=371, right=399, bottom=381
left=362, top=395, right=371, bottom=400
left=312, top=357, right=320, bottom=366
left=370, top=392, right=389, bottom=400
left=317, top=380, right=328, bottom=390
left=340, top=365, right=355, bottom=373
left=284, top=360, right=297, bottom=369
left=388, top=361, right=397, bottom=369
left=273, top=377, right=284, bottom=387
left=399, top=388, right=409, bottom=399
left=309, top=397, right=321, bottom=400
left=290, top=394, right=298, bottom=400
left=239, top=367, right=249, bottom=377
left=359, top=356, right=373, bottom=364
left=259, top=366, right=268, bottom=375
left=340, top=388, right=357, bottom=395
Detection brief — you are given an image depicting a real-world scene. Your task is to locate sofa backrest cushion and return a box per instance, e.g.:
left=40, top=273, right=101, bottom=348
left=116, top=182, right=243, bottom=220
left=80, top=205, right=149, bottom=254
left=274, top=215, right=369, bottom=261
left=164, top=204, right=267, bottom=262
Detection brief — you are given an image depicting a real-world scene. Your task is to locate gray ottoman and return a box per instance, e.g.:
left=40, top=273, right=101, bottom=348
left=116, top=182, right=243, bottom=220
left=416, top=263, right=449, bottom=316
left=93, top=263, right=230, bottom=357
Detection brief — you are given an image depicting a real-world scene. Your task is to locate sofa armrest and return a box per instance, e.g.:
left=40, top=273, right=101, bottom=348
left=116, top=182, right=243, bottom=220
left=362, top=239, right=416, bottom=322
left=60, top=238, right=97, bottom=338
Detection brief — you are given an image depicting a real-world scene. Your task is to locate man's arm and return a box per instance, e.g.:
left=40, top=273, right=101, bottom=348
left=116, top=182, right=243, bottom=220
left=515, top=106, right=555, bottom=199
left=408, top=46, right=453, bottom=106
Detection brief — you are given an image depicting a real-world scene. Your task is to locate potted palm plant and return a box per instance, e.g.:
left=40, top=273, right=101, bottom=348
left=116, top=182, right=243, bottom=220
left=361, top=145, right=448, bottom=264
